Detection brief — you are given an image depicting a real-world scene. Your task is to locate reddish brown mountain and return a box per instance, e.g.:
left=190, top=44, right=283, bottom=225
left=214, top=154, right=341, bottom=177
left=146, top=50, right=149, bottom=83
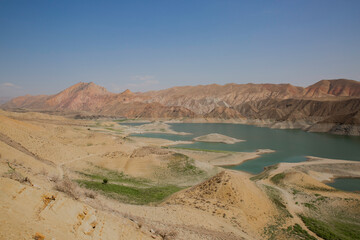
left=144, top=83, right=305, bottom=114
left=304, top=79, right=360, bottom=98
left=2, top=94, right=49, bottom=109
left=45, top=82, right=113, bottom=111
left=2, top=79, right=360, bottom=135
left=204, top=106, right=244, bottom=119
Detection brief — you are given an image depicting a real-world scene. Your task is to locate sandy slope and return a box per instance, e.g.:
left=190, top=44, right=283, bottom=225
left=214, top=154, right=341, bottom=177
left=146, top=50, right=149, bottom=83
left=1, top=110, right=359, bottom=240
left=164, top=171, right=278, bottom=239
left=0, top=177, right=157, bottom=240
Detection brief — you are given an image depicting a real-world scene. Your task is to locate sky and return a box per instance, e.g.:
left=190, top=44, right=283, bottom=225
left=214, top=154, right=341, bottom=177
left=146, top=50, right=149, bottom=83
left=0, top=0, right=360, bottom=98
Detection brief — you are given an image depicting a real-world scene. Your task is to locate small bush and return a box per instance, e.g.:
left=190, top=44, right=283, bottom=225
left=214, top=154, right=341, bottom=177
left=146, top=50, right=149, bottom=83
left=102, top=178, right=108, bottom=184
left=155, top=229, right=178, bottom=240
left=55, top=177, right=80, bottom=199
left=287, top=224, right=316, bottom=240
left=84, top=190, right=97, bottom=199
left=270, top=173, right=286, bottom=184
left=303, top=202, right=318, bottom=211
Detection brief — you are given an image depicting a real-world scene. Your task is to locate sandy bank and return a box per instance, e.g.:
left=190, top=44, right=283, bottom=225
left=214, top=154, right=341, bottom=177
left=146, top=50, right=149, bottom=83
left=170, top=148, right=274, bottom=167
left=193, top=133, right=244, bottom=144
left=270, top=156, right=360, bottom=183
left=120, top=121, right=191, bottom=135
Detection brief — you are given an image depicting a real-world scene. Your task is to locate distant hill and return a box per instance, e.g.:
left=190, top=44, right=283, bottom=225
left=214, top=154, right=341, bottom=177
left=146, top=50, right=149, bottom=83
left=304, top=79, right=360, bottom=98
left=2, top=79, right=360, bottom=135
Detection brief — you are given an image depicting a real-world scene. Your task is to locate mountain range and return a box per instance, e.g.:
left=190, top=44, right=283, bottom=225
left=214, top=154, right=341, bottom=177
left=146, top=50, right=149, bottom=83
left=2, top=79, right=360, bottom=135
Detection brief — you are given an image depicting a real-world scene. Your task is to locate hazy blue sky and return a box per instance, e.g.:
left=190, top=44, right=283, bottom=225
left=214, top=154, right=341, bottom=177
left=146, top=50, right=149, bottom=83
left=0, top=0, right=360, bottom=97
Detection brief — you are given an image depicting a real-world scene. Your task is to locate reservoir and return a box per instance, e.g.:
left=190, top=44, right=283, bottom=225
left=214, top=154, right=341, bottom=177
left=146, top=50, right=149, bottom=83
left=326, top=178, right=360, bottom=192
left=127, top=123, right=360, bottom=174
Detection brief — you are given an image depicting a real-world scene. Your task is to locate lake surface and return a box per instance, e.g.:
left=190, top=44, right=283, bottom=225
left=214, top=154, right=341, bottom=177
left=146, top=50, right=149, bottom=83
left=127, top=123, right=360, bottom=174
left=326, top=178, right=360, bottom=192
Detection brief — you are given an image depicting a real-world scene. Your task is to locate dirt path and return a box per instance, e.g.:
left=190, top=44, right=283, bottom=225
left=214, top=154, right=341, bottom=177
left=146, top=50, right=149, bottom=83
left=0, top=132, right=55, bottom=167
left=57, top=154, right=97, bottom=179
left=0, top=131, right=97, bottom=180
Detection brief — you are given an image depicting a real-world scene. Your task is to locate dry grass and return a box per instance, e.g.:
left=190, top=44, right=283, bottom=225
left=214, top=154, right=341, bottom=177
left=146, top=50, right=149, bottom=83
left=2, top=160, right=32, bottom=185
left=155, top=229, right=178, bottom=240
left=54, top=175, right=98, bottom=200
left=54, top=176, right=81, bottom=199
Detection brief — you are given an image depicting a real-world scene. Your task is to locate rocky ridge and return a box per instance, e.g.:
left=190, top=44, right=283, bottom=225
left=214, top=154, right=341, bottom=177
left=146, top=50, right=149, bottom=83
left=2, top=79, right=360, bottom=135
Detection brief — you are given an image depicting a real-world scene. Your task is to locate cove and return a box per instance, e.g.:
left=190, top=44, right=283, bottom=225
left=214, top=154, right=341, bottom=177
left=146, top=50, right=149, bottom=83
left=326, top=178, right=360, bottom=192
left=127, top=123, right=360, bottom=174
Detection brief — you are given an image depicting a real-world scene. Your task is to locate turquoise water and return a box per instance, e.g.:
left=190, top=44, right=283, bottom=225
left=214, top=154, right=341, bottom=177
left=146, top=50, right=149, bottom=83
left=127, top=123, right=360, bottom=174
left=326, top=178, right=360, bottom=192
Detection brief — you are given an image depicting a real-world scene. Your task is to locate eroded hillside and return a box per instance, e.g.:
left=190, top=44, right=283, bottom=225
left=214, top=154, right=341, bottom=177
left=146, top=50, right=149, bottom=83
left=2, top=79, right=360, bottom=135
left=1, top=110, right=359, bottom=240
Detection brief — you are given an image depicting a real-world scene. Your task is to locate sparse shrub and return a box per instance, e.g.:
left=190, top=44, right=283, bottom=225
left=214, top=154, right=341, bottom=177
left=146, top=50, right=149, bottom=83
left=8, top=171, right=32, bottom=185
left=7, top=161, right=15, bottom=171
left=155, top=228, right=178, bottom=240
left=84, top=190, right=97, bottom=199
left=102, top=178, right=108, bottom=184
left=270, top=173, right=286, bottom=184
left=55, top=177, right=80, bottom=199
left=303, top=202, right=318, bottom=211
left=48, top=174, right=59, bottom=182
left=292, top=188, right=300, bottom=195
left=287, top=224, right=316, bottom=240
left=3, top=161, right=32, bottom=185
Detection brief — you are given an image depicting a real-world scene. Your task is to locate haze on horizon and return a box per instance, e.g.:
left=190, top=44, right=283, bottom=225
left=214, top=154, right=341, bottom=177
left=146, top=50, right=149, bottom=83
left=0, top=0, right=360, bottom=98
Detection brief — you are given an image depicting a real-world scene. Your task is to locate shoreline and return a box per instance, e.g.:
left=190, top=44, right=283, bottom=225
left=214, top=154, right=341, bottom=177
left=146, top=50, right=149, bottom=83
left=322, top=176, right=360, bottom=184
left=169, top=147, right=275, bottom=168
left=107, top=120, right=360, bottom=177
left=118, top=117, right=360, bottom=137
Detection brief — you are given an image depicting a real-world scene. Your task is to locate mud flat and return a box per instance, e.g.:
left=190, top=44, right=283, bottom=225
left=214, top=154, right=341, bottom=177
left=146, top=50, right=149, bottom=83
left=193, top=133, right=244, bottom=144
left=122, top=121, right=191, bottom=135
left=170, top=148, right=274, bottom=166
left=271, top=156, right=360, bottom=182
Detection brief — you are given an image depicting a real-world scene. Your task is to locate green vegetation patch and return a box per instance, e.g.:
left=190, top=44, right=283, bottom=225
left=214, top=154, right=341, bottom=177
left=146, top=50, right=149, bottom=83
left=305, top=186, right=337, bottom=192
left=299, top=214, right=360, bottom=240
left=286, top=224, right=317, bottom=240
left=270, top=173, right=286, bottom=185
left=77, top=165, right=184, bottom=205
left=303, top=202, right=318, bottom=211
left=76, top=165, right=148, bottom=186
left=250, top=165, right=278, bottom=181
left=167, top=153, right=204, bottom=176
left=292, top=188, right=301, bottom=195
left=77, top=180, right=182, bottom=205
left=265, top=185, right=292, bottom=218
